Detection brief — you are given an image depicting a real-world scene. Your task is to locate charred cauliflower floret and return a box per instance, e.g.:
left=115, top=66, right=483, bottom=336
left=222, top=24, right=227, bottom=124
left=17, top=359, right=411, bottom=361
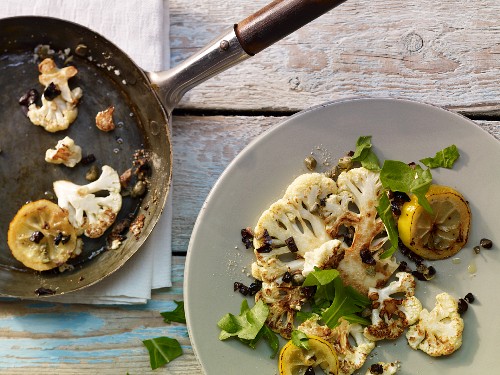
left=251, top=173, right=341, bottom=337
left=364, top=272, right=422, bottom=341
left=322, top=167, right=399, bottom=294
left=406, top=292, right=464, bottom=357
left=298, top=316, right=375, bottom=375
left=45, top=136, right=82, bottom=167
left=53, top=165, right=122, bottom=238
left=255, top=282, right=308, bottom=339
left=27, top=58, right=82, bottom=132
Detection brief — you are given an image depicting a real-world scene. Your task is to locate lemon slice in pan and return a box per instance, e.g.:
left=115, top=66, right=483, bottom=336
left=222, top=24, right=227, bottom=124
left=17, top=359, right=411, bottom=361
left=279, top=335, right=339, bottom=375
left=8, top=199, right=77, bottom=271
left=398, top=185, right=471, bottom=260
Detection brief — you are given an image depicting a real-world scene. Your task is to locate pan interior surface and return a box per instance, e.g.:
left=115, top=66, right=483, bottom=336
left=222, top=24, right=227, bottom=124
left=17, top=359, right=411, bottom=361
left=0, top=17, right=171, bottom=298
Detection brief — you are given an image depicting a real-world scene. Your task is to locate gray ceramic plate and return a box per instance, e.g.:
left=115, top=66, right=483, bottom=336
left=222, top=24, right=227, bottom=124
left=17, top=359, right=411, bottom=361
left=184, top=98, right=500, bottom=374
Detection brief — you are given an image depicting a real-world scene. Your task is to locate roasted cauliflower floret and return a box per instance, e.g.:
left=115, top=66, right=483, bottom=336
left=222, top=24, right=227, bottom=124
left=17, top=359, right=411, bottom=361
left=27, top=58, right=82, bottom=132
left=364, top=272, right=422, bottom=341
left=323, top=167, right=399, bottom=294
left=53, top=165, right=122, bottom=238
left=45, top=136, right=82, bottom=167
left=298, top=317, right=375, bottom=375
left=253, top=173, right=337, bottom=259
left=302, top=239, right=347, bottom=277
left=365, top=361, right=401, bottom=375
left=406, top=292, right=464, bottom=357
left=255, top=282, right=308, bottom=339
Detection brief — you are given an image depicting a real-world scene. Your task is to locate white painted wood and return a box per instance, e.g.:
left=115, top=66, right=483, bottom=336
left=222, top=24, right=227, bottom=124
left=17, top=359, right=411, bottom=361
left=170, top=0, right=500, bottom=112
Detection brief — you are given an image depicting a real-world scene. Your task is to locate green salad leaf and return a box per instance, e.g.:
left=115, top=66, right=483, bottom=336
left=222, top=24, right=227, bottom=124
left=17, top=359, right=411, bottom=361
left=142, top=336, right=183, bottom=370
left=351, top=135, right=381, bottom=171
left=161, top=300, right=186, bottom=324
left=303, top=268, right=370, bottom=329
left=291, top=330, right=310, bottom=350
left=321, top=278, right=371, bottom=329
left=376, top=193, right=399, bottom=259
left=218, top=299, right=268, bottom=341
left=380, top=160, right=433, bottom=212
left=218, top=299, right=279, bottom=358
left=420, top=144, right=460, bottom=168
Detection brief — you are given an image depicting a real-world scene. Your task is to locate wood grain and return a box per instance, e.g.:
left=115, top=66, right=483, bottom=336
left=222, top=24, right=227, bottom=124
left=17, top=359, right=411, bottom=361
left=170, top=0, right=500, bottom=114
left=0, top=256, right=202, bottom=374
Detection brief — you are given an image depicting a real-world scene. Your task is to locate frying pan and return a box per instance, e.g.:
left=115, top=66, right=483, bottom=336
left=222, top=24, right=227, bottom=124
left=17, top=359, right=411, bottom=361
left=0, top=0, right=346, bottom=298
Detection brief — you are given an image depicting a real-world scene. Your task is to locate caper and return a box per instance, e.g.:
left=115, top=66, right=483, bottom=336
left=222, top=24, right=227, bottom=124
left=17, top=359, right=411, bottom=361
left=131, top=180, right=147, bottom=198
left=85, top=165, right=99, bottom=181
left=304, top=156, right=317, bottom=171
left=480, top=238, right=493, bottom=249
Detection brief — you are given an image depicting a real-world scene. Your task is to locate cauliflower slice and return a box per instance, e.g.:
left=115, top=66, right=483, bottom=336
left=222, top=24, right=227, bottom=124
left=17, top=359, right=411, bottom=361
left=406, top=292, right=464, bottom=357
left=299, top=317, right=375, bottom=375
left=45, top=136, right=82, bottom=167
left=253, top=173, right=337, bottom=259
left=53, top=165, right=122, bottom=238
left=27, top=58, right=83, bottom=132
left=364, top=272, right=422, bottom=341
left=365, top=361, right=400, bottom=375
left=323, top=167, right=399, bottom=294
left=255, top=281, right=308, bottom=338
left=302, top=239, right=347, bottom=277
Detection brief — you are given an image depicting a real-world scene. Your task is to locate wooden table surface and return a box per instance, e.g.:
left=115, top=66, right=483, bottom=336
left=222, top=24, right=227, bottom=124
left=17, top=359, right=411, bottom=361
left=1, top=0, right=500, bottom=373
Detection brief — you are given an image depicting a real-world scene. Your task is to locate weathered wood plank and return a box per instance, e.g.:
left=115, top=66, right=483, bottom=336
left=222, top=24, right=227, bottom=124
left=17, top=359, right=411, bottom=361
left=170, top=0, right=500, bottom=113
left=0, top=256, right=203, bottom=374
left=171, top=115, right=284, bottom=253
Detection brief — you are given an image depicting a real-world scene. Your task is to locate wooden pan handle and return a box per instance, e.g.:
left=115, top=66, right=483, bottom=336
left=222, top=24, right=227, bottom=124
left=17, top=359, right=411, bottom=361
left=235, top=0, right=347, bottom=55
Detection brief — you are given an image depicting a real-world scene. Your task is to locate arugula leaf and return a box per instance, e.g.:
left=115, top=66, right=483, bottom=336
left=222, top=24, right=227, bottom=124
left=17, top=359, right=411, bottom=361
left=142, top=336, right=183, bottom=370
left=376, top=193, right=399, bottom=259
left=343, top=313, right=371, bottom=326
left=420, top=144, right=460, bottom=169
left=291, top=330, right=310, bottom=350
left=218, top=299, right=268, bottom=341
left=351, top=135, right=381, bottom=171
left=380, top=160, right=433, bottom=212
left=303, top=267, right=339, bottom=300
left=161, top=300, right=186, bottom=324
left=321, top=278, right=370, bottom=329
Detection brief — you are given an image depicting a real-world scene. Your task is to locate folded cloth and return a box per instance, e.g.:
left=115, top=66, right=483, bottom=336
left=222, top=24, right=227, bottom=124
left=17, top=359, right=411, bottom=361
left=0, top=0, right=172, bottom=304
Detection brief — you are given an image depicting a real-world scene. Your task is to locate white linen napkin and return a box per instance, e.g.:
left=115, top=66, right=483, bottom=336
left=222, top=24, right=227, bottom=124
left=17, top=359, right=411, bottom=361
left=0, top=0, right=172, bottom=304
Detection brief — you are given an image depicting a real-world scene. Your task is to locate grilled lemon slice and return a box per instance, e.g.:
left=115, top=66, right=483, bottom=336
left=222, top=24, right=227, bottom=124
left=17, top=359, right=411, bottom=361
left=398, top=185, right=471, bottom=260
left=279, top=335, right=339, bottom=375
left=8, top=199, right=77, bottom=271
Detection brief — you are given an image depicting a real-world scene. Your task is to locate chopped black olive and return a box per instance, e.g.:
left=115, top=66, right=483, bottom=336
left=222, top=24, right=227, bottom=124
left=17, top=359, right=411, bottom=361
left=457, top=298, right=468, bottom=314
left=397, top=260, right=412, bottom=273
left=29, top=231, right=44, bottom=244
left=233, top=282, right=249, bottom=296
left=248, top=280, right=262, bottom=295
left=282, top=271, right=293, bottom=283
left=285, top=237, right=299, bottom=253
left=240, top=227, right=254, bottom=249
left=369, top=363, right=384, bottom=374
left=360, top=248, right=376, bottom=265
left=464, top=292, right=475, bottom=304
left=389, top=191, right=411, bottom=216
left=480, top=238, right=493, bottom=249
left=81, top=154, right=96, bottom=166
left=54, top=232, right=71, bottom=246
left=19, top=89, right=40, bottom=115
left=34, top=287, right=56, bottom=296
left=304, top=366, right=315, bottom=375
left=256, top=243, right=272, bottom=253
left=43, top=82, right=61, bottom=101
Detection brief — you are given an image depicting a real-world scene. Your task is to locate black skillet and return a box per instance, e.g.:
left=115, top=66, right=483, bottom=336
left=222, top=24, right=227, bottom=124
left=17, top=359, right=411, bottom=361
left=0, top=0, right=346, bottom=298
